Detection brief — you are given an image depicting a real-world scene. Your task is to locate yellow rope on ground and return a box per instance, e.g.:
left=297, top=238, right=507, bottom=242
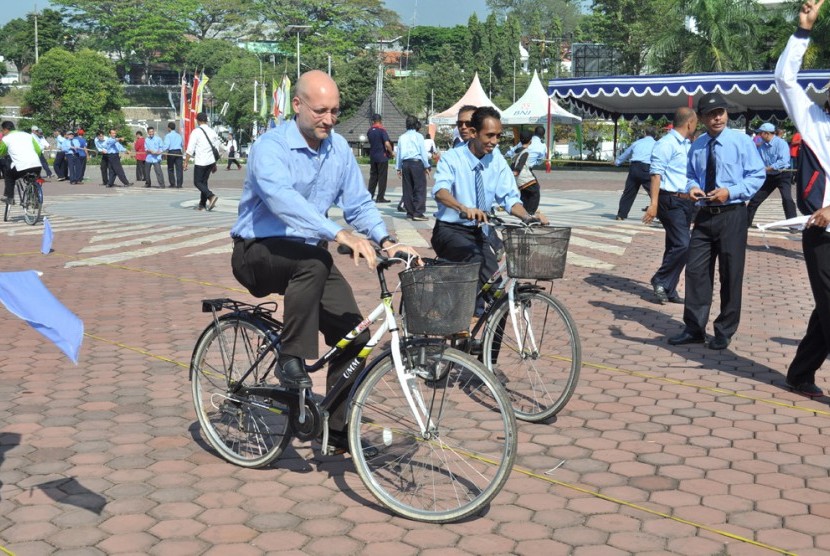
left=0, top=545, right=16, bottom=555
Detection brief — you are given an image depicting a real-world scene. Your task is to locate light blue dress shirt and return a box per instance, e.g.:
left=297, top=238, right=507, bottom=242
left=103, top=137, right=125, bottom=154
left=687, top=127, right=766, bottom=204
left=77, top=137, right=87, bottom=158
left=230, top=120, right=389, bottom=244
left=526, top=135, right=547, bottom=167
left=163, top=130, right=183, bottom=151
left=144, top=135, right=164, bottom=163
left=94, top=137, right=106, bottom=153
left=757, top=135, right=791, bottom=175
left=62, top=138, right=75, bottom=155
left=432, top=144, right=522, bottom=226
left=395, top=129, right=430, bottom=170
left=649, top=129, right=690, bottom=194
left=615, top=136, right=656, bottom=166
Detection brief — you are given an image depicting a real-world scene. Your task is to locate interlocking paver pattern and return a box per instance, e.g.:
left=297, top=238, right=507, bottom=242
left=0, top=170, right=827, bottom=554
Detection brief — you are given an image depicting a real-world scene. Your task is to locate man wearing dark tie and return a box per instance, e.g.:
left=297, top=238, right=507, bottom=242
left=668, top=92, right=765, bottom=350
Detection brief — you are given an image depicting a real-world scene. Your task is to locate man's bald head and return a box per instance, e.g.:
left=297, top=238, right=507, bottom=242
left=293, top=70, right=341, bottom=150
left=295, top=70, right=339, bottom=102
left=673, top=106, right=698, bottom=139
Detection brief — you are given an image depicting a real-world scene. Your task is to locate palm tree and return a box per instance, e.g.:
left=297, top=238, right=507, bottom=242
left=648, top=0, right=762, bottom=73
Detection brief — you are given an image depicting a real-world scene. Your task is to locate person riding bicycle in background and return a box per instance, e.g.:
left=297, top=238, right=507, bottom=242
left=230, top=70, right=420, bottom=449
left=431, top=107, right=537, bottom=299
left=0, top=121, right=43, bottom=204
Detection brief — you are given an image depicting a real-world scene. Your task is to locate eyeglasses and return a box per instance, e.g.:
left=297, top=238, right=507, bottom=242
left=456, top=120, right=472, bottom=128
left=298, top=97, right=341, bottom=118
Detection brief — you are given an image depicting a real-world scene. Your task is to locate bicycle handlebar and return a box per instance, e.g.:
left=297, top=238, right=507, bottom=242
left=457, top=210, right=542, bottom=228
left=335, top=243, right=415, bottom=270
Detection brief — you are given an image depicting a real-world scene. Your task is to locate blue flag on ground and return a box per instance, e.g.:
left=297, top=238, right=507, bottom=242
left=0, top=270, right=83, bottom=363
left=41, top=217, right=53, bottom=255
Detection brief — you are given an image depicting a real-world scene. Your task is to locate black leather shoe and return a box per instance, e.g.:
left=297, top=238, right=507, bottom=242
left=785, top=381, right=824, bottom=398
left=666, top=293, right=684, bottom=304
left=708, top=335, right=731, bottom=350
left=668, top=331, right=705, bottom=345
left=653, top=284, right=669, bottom=304
left=277, top=355, right=312, bottom=389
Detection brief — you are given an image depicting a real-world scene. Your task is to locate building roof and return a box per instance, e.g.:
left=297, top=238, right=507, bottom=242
left=336, top=88, right=409, bottom=143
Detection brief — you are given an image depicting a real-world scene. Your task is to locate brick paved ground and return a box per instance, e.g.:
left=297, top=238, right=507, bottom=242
left=0, top=168, right=826, bottom=555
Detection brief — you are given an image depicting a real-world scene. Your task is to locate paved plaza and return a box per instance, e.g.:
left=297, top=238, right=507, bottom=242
left=0, top=167, right=827, bottom=555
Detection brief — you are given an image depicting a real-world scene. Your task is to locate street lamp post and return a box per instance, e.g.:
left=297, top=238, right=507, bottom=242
left=285, top=25, right=311, bottom=81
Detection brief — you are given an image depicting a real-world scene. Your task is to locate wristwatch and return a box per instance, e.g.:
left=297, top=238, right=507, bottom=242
left=379, top=235, right=398, bottom=247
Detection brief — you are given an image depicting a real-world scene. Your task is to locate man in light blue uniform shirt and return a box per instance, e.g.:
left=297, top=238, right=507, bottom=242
left=230, top=70, right=419, bottom=453
left=431, top=106, right=536, bottom=293
left=164, top=122, right=184, bottom=188
left=143, top=126, right=166, bottom=188
left=747, top=122, right=795, bottom=227
left=53, top=130, right=68, bottom=181
left=64, top=130, right=81, bottom=184
left=668, top=92, right=765, bottom=350
left=103, top=129, right=131, bottom=187
left=643, top=107, right=698, bottom=304
left=395, top=116, right=431, bottom=220
left=615, top=130, right=656, bottom=220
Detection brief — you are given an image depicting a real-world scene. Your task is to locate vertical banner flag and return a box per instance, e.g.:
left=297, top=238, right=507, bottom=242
left=179, top=73, right=187, bottom=136
left=275, top=74, right=292, bottom=124
left=185, top=72, right=200, bottom=146
left=195, top=71, right=209, bottom=113
left=272, top=78, right=279, bottom=118
left=259, top=78, right=268, bottom=119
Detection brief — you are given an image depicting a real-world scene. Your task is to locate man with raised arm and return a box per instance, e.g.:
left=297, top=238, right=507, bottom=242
left=229, top=70, right=419, bottom=451
left=775, top=0, right=830, bottom=397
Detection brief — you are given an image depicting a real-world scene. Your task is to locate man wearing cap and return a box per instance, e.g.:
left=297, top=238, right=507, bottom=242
left=31, top=126, right=53, bottom=178
left=668, top=92, right=765, bottom=350
left=746, top=122, right=795, bottom=227
left=775, top=0, right=830, bottom=397
left=643, top=107, right=698, bottom=305
left=366, top=113, right=393, bottom=202
left=614, top=128, right=657, bottom=220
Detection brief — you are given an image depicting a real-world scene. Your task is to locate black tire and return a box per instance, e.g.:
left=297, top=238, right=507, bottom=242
left=349, top=344, right=517, bottom=523
left=21, top=180, right=42, bottom=226
left=482, top=290, right=580, bottom=422
left=190, top=314, right=291, bottom=468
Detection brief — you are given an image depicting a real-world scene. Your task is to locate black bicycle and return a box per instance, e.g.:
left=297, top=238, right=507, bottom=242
left=3, top=171, right=43, bottom=225
left=189, top=250, right=517, bottom=523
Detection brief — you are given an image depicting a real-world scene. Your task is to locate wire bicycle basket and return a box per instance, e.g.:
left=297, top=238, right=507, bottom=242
left=503, top=226, right=571, bottom=280
left=399, top=262, right=479, bottom=336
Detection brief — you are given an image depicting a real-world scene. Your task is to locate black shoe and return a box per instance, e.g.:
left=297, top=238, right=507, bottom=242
left=708, top=335, right=731, bottom=350
left=785, top=381, right=824, bottom=398
left=277, top=355, right=312, bottom=389
left=666, top=293, right=684, bottom=304
left=207, top=195, right=219, bottom=211
left=615, top=216, right=625, bottom=221
left=396, top=205, right=405, bottom=213
left=376, top=198, right=390, bottom=203
left=668, top=331, right=705, bottom=346
left=653, top=284, right=669, bottom=304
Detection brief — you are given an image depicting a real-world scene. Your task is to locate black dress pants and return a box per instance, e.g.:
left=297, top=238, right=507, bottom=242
left=368, top=160, right=389, bottom=200
left=400, top=159, right=427, bottom=217
left=193, top=164, right=214, bottom=207
left=786, top=227, right=830, bottom=386
left=54, top=151, right=67, bottom=180
left=431, top=220, right=498, bottom=292
left=617, top=161, right=651, bottom=219
left=746, top=173, right=797, bottom=227
left=651, top=191, right=693, bottom=298
left=167, top=150, right=184, bottom=187
left=106, top=154, right=130, bottom=186
left=682, top=204, right=748, bottom=340
left=99, top=154, right=110, bottom=185
left=520, top=183, right=541, bottom=214
left=231, top=237, right=369, bottom=430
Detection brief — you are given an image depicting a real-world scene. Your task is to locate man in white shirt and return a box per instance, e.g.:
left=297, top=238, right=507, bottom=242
left=31, top=126, right=53, bottom=178
left=0, top=121, right=42, bottom=203
left=184, top=112, right=220, bottom=211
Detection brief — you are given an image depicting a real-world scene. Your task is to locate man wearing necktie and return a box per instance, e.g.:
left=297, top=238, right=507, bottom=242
left=668, top=92, right=765, bottom=350
left=431, top=106, right=537, bottom=295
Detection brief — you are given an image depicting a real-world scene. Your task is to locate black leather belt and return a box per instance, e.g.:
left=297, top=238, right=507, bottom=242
left=659, top=191, right=685, bottom=197
left=698, top=202, right=744, bottom=214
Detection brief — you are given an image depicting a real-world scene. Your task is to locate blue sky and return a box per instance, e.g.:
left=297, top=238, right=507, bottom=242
left=1, top=0, right=490, bottom=27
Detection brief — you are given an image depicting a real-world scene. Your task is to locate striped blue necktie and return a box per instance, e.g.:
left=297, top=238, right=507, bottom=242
left=474, top=162, right=488, bottom=234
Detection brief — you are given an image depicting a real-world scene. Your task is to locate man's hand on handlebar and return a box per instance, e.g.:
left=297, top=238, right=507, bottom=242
left=459, top=207, right=489, bottom=224
left=382, top=242, right=422, bottom=265
left=335, top=230, right=379, bottom=269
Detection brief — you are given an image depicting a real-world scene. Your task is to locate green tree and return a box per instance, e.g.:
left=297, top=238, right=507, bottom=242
left=0, top=9, right=67, bottom=78
left=210, top=54, right=262, bottom=135
left=24, top=47, right=126, bottom=133
left=424, top=45, right=469, bottom=115
left=648, top=0, right=763, bottom=72
left=184, top=40, right=250, bottom=77
left=582, top=0, right=667, bottom=74
left=407, top=26, right=471, bottom=67
left=487, top=0, right=582, bottom=37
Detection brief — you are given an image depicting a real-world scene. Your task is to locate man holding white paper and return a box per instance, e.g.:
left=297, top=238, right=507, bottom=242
left=775, top=0, right=830, bottom=397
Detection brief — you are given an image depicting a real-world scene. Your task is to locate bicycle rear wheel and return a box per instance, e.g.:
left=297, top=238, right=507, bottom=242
left=21, top=180, right=42, bottom=225
left=482, top=290, right=580, bottom=422
left=349, top=344, right=517, bottom=523
left=190, top=314, right=291, bottom=468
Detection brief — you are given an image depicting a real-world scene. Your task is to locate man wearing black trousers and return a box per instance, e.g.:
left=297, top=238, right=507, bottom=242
left=395, top=116, right=431, bottom=221
left=366, top=113, right=393, bottom=202
left=184, top=112, right=219, bottom=211
left=643, top=107, right=698, bottom=304
left=614, top=129, right=656, bottom=220
left=776, top=0, right=830, bottom=397
left=746, top=122, right=796, bottom=228
left=668, top=92, right=765, bottom=350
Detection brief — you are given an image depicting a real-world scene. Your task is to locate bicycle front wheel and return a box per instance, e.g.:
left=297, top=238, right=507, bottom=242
left=190, top=314, right=291, bottom=468
left=349, top=344, right=517, bottom=523
left=21, top=181, right=42, bottom=225
left=482, top=290, right=581, bottom=422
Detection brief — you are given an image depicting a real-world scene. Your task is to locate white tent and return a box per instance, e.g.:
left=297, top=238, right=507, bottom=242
left=501, top=71, right=581, bottom=126
left=430, top=73, right=501, bottom=125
